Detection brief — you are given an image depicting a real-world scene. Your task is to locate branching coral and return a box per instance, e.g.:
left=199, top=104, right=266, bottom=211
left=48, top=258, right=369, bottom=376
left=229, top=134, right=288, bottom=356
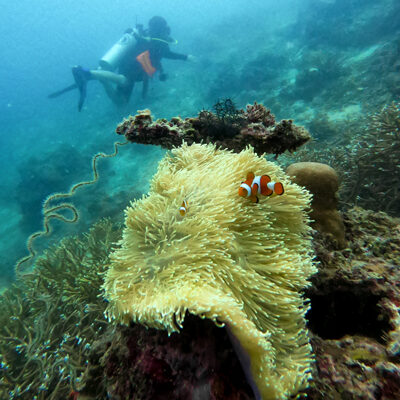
left=103, top=142, right=317, bottom=399
left=196, top=98, right=247, bottom=140
left=116, top=102, right=311, bottom=156
left=0, top=220, right=121, bottom=399
left=369, top=101, right=400, bottom=134
left=342, top=102, right=400, bottom=215
left=277, top=102, right=400, bottom=217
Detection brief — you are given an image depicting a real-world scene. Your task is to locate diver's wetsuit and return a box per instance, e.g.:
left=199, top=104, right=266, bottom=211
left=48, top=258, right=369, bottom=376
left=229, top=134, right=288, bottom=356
left=116, top=37, right=188, bottom=101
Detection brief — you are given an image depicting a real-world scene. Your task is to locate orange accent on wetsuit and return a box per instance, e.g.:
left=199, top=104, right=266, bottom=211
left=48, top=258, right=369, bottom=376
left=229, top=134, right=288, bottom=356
left=136, top=50, right=156, bottom=77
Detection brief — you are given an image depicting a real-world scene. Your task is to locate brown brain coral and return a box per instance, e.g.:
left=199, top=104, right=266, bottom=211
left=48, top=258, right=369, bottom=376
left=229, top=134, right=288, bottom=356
left=103, top=143, right=317, bottom=399
left=286, top=162, right=346, bottom=249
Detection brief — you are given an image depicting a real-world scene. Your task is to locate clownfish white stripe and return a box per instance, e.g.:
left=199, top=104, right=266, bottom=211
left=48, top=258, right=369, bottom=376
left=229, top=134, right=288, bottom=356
left=179, top=199, right=189, bottom=216
left=252, top=176, right=262, bottom=193
left=240, top=183, right=252, bottom=197
left=267, top=182, right=275, bottom=191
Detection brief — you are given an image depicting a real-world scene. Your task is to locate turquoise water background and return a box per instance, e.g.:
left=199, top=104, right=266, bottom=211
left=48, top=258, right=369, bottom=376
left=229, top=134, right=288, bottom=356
left=1, top=0, right=399, bottom=286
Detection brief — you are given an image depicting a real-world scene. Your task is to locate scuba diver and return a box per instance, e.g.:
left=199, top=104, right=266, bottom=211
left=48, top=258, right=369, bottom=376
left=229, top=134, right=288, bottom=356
left=49, top=16, right=193, bottom=111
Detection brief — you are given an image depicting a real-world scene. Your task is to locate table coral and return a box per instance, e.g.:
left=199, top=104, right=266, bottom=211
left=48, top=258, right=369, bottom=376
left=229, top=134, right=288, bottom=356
left=115, top=102, right=311, bottom=156
left=103, top=142, right=317, bottom=399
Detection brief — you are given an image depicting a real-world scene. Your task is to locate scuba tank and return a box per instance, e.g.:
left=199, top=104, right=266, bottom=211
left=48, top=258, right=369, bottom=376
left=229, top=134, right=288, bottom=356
left=99, top=30, right=137, bottom=71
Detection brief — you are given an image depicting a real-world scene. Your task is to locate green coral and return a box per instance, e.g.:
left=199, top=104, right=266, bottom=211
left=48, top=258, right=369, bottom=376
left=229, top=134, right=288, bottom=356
left=345, top=102, right=400, bottom=214
left=279, top=102, right=400, bottom=216
left=0, top=220, right=120, bottom=399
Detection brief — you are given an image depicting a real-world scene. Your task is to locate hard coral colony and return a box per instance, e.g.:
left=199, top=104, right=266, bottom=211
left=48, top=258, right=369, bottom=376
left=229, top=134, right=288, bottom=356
left=103, top=143, right=317, bottom=399
left=116, top=102, right=311, bottom=156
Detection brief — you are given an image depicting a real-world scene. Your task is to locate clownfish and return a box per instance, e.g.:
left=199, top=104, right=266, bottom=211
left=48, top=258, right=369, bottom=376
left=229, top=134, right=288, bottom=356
left=179, top=199, right=189, bottom=216
left=238, top=172, right=284, bottom=203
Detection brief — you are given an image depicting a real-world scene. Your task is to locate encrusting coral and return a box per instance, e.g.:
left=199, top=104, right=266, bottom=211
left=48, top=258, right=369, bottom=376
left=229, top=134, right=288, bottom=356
left=103, top=142, right=317, bottom=399
left=94, top=315, right=257, bottom=399
left=305, top=207, right=400, bottom=399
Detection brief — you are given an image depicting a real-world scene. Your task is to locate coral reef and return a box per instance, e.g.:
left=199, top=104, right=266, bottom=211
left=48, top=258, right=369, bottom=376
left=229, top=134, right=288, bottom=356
left=293, top=0, right=399, bottom=48
left=278, top=101, right=400, bottom=217
left=358, top=38, right=400, bottom=101
left=103, top=142, right=317, bottom=399
left=305, top=207, right=400, bottom=399
left=286, top=162, right=346, bottom=249
left=15, top=140, right=127, bottom=274
left=256, top=4, right=400, bottom=122
left=0, top=220, right=121, bottom=399
left=116, top=102, right=311, bottom=156
left=4, top=102, right=400, bottom=398
left=341, top=101, right=400, bottom=216
left=286, top=51, right=346, bottom=102
left=0, top=218, right=259, bottom=400
left=85, top=315, right=255, bottom=400
left=3, top=203, right=400, bottom=399
left=308, top=335, right=400, bottom=400
left=196, top=98, right=249, bottom=140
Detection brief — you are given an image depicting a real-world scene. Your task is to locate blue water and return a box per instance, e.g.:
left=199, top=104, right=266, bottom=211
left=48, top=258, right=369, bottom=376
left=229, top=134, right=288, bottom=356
left=1, top=0, right=399, bottom=286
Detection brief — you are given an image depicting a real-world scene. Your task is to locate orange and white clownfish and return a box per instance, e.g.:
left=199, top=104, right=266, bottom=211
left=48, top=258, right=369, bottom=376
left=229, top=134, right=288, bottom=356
left=179, top=199, right=189, bottom=216
left=238, top=172, right=284, bottom=203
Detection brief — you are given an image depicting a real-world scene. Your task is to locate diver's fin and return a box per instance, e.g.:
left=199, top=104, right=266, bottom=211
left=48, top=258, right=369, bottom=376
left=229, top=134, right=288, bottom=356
left=77, top=83, right=87, bottom=112
left=47, top=83, right=78, bottom=99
